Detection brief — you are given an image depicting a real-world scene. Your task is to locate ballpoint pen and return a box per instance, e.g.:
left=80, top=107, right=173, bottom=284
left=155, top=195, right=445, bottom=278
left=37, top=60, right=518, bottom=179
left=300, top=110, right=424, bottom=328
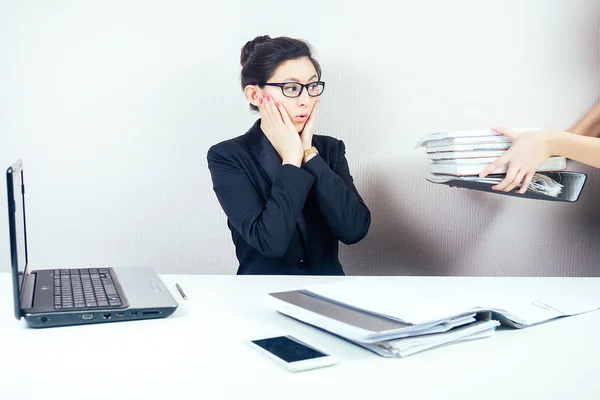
left=175, top=283, right=187, bottom=300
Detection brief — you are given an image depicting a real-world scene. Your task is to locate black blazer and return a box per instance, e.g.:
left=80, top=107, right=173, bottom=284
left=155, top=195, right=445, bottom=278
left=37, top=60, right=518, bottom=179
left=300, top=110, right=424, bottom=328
left=207, top=119, right=371, bottom=275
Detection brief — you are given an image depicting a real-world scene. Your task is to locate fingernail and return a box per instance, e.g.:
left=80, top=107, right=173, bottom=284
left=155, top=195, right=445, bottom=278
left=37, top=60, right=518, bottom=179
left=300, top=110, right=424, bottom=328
left=266, top=94, right=270, bottom=100
left=275, top=101, right=280, bottom=107
left=259, top=98, right=263, bottom=104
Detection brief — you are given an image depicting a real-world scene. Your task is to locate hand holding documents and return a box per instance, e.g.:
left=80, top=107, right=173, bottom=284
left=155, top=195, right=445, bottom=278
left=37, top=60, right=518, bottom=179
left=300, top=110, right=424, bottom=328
left=268, top=279, right=600, bottom=358
left=416, top=128, right=587, bottom=201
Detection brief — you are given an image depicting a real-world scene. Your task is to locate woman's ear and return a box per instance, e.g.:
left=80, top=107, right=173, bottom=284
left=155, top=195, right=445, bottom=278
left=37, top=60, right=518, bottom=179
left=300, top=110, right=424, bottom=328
left=244, top=85, right=261, bottom=108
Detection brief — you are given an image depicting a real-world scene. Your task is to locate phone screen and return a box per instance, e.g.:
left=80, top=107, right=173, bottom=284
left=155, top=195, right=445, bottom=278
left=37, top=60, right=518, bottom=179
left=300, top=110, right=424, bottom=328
left=251, top=335, right=327, bottom=363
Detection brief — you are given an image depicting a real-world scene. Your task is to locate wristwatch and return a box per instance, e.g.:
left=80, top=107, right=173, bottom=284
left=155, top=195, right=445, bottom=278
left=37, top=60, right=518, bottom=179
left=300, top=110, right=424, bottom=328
left=303, top=146, right=319, bottom=158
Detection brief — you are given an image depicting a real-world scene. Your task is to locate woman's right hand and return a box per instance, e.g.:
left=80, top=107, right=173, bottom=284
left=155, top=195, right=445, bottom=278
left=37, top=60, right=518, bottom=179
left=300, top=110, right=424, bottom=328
left=258, top=91, right=304, bottom=167
left=479, top=127, right=556, bottom=193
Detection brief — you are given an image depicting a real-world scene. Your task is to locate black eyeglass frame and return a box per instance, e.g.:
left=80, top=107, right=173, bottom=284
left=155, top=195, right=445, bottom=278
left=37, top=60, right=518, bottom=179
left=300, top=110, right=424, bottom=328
left=257, top=81, right=325, bottom=98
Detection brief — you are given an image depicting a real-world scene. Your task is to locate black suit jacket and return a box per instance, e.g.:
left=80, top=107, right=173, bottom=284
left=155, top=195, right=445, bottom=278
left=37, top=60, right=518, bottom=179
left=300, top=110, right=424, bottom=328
left=207, top=119, right=371, bottom=275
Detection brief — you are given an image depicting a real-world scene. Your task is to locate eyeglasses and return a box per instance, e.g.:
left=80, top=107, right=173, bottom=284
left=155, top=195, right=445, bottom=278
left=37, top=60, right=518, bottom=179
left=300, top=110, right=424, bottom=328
left=258, top=81, right=325, bottom=98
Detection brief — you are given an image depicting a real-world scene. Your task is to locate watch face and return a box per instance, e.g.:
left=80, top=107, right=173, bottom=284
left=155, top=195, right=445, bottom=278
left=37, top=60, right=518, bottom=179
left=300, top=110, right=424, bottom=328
left=304, top=147, right=318, bottom=157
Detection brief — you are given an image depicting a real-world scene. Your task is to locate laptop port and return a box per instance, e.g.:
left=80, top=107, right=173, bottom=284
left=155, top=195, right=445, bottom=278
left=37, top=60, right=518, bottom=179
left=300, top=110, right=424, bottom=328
left=115, top=312, right=126, bottom=317
left=142, top=311, right=161, bottom=315
left=130, top=311, right=139, bottom=316
left=102, top=313, right=112, bottom=320
left=81, top=313, right=94, bottom=320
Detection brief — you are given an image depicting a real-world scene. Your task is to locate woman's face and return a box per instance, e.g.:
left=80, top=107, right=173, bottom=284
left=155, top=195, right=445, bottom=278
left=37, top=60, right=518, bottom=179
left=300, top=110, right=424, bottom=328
left=261, top=57, right=320, bottom=133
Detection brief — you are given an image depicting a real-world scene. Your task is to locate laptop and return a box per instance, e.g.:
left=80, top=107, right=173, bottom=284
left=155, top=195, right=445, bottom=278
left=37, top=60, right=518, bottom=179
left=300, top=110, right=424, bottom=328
left=6, top=159, right=179, bottom=328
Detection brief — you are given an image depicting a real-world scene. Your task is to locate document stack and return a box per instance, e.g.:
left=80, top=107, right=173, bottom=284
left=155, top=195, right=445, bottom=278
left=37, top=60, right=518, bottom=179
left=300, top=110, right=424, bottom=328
left=416, top=128, right=587, bottom=202
left=267, top=279, right=600, bottom=358
left=416, top=127, right=567, bottom=176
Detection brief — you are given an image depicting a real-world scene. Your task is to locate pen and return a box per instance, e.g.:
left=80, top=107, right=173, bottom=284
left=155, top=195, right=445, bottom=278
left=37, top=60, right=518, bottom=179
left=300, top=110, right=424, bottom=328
left=175, top=283, right=187, bottom=300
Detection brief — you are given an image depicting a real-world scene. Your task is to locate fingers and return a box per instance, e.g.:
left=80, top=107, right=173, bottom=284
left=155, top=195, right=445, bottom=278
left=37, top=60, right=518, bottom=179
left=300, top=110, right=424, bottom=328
left=258, top=92, right=280, bottom=128
left=257, top=92, right=277, bottom=142
left=257, top=91, right=269, bottom=119
left=518, top=172, right=535, bottom=194
left=502, top=169, right=527, bottom=193
left=305, top=99, right=320, bottom=127
left=264, top=92, right=279, bottom=117
left=492, top=126, right=518, bottom=140
left=275, top=101, right=293, bottom=125
left=492, top=163, right=519, bottom=191
left=257, top=91, right=273, bottom=113
left=481, top=126, right=539, bottom=194
left=479, top=151, right=511, bottom=178
left=262, top=93, right=290, bottom=127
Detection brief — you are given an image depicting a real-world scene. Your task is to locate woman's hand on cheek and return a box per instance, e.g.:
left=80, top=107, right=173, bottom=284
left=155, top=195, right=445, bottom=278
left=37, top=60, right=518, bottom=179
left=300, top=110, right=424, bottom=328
left=300, top=99, right=320, bottom=150
left=257, top=91, right=303, bottom=167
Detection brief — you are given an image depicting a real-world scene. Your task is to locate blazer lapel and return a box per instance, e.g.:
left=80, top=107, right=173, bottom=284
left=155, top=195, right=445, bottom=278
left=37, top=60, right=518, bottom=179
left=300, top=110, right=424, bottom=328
left=245, top=119, right=281, bottom=184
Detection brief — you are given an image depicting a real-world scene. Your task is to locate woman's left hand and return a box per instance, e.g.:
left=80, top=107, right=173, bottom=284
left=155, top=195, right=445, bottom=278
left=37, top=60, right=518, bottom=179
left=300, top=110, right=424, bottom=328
left=479, top=127, right=556, bottom=194
left=299, top=99, right=320, bottom=152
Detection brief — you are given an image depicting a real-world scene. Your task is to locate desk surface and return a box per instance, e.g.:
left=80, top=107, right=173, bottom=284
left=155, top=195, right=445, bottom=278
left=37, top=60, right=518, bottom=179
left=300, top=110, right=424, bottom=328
left=1, top=273, right=600, bottom=400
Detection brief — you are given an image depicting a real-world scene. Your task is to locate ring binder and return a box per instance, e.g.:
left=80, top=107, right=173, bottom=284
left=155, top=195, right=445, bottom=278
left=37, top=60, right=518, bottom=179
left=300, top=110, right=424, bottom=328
left=427, top=171, right=587, bottom=202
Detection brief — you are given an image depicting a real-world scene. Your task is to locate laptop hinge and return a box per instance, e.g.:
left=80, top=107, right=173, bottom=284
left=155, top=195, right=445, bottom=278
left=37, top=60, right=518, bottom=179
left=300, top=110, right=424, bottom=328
left=21, top=272, right=36, bottom=310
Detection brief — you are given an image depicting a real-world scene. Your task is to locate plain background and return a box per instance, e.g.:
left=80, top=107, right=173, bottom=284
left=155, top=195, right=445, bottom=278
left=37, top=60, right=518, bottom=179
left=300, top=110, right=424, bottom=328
left=1, top=0, right=599, bottom=276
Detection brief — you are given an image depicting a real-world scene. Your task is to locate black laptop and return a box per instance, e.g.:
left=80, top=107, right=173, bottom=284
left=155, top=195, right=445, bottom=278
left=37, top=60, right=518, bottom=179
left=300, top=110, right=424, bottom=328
left=7, top=159, right=178, bottom=328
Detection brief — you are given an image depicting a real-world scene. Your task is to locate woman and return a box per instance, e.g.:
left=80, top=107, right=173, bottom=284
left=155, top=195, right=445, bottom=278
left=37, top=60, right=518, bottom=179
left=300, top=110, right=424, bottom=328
left=480, top=102, right=600, bottom=193
left=207, top=35, right=371, bottom=275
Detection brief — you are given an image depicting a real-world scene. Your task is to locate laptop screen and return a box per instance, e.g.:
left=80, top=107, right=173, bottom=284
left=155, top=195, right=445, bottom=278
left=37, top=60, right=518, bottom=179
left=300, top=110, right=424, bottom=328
left=6, top=160, right=29, bottom=319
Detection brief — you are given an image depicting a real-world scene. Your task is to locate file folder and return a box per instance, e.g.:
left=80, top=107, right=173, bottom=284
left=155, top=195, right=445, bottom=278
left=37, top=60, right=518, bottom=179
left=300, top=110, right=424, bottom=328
left=428, top=171, right=587, bottom=202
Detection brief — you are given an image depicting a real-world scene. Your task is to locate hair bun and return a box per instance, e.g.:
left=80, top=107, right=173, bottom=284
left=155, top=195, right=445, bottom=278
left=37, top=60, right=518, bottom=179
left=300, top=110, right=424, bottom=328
left=240, top=35, right=271, bottom=67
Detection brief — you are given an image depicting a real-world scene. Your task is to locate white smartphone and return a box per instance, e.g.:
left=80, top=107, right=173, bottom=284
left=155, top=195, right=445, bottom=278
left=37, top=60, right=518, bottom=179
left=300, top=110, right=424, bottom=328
left=247, top=335, right=337, bottom=372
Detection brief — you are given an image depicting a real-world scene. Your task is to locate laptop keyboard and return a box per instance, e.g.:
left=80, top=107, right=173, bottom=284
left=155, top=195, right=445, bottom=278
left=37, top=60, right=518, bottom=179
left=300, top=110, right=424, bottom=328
left=53, top=268, right=123, bottom=310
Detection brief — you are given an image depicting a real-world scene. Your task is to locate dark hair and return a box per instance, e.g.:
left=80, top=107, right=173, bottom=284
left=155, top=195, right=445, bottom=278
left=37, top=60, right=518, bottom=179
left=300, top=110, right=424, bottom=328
left=240, top=35, right=322, bottom=111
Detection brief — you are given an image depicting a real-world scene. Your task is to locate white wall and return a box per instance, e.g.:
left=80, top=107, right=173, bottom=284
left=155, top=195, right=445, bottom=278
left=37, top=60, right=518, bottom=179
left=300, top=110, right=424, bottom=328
left=1, top=0, right=599, bottom=276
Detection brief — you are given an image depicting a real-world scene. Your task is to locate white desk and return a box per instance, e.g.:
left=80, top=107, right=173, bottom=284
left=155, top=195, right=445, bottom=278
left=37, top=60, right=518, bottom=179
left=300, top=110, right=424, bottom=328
left=1, top=273, right=600, bottom=400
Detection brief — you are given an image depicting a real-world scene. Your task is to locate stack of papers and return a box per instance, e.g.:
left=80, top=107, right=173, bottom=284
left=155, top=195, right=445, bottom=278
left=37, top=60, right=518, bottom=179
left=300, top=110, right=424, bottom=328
left=416, top=128, right=567, bottom=177
left=356, top=320, right=500, bottom=358
left=267, top=278, right=600, bottom=358
left=413, top=127, right=582, bottom=199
